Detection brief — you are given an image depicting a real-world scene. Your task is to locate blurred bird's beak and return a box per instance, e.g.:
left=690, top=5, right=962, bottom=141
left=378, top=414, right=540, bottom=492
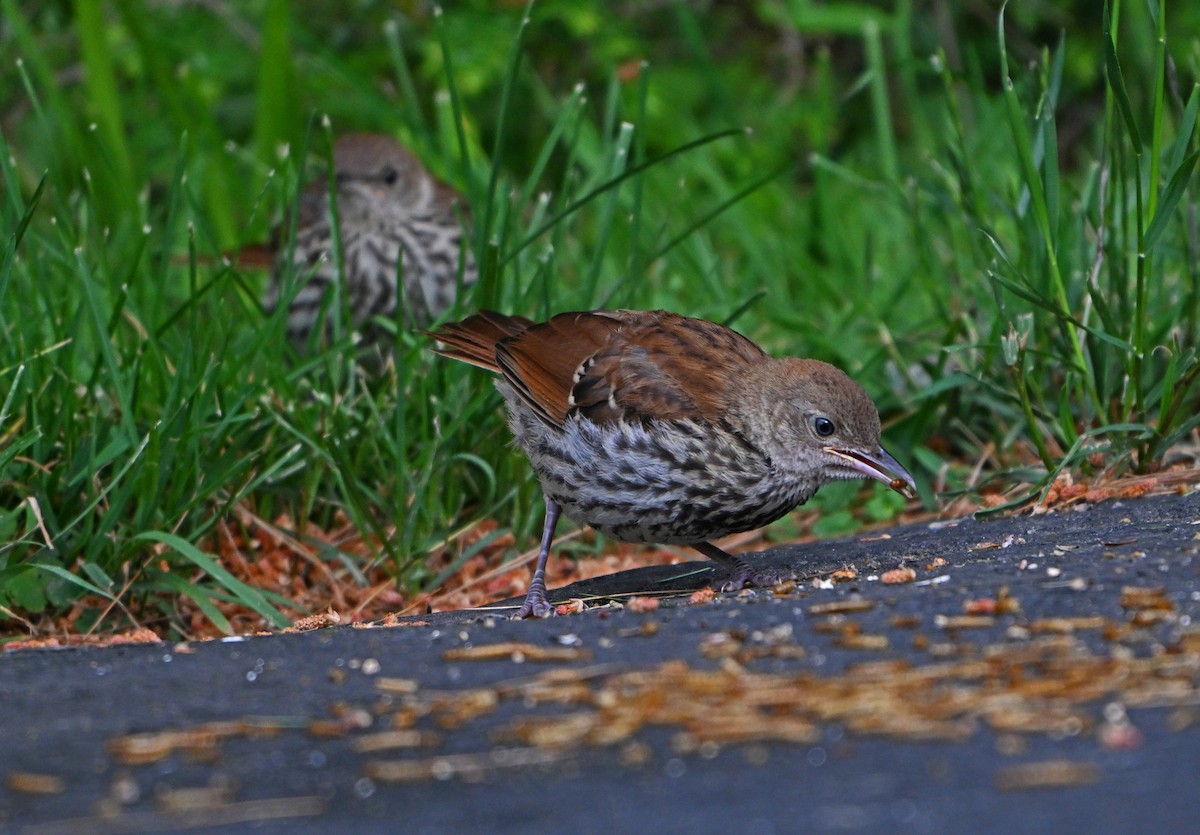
left=826, top=446, right=917, bottom=498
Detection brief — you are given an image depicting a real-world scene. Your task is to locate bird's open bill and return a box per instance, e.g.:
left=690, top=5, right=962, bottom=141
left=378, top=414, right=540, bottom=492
left=826, top=446, right=918, bottom=498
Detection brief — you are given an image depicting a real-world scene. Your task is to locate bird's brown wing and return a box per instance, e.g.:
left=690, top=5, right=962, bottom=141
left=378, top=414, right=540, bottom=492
left=580, top=310, right=767, bottom=425
left=496, top=310, right=767, bottom=428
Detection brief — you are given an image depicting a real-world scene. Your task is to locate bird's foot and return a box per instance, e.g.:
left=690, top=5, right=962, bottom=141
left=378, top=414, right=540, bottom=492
left=714, top=555, right=753, bottom=593
left=692, top=542, right=796, bottom=594
left=748, top=566, right=800, bottom=588
left=715, top=563, right=798, bottom=593
left=513, top=579, right=556, bottom=619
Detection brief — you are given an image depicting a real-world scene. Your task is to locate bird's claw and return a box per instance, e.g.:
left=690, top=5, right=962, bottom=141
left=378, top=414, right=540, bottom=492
left=715, top=565, right=797, bottom=593
left=513, top=580, right=556, bottom=619
left=716, top=563, right=751, bottom=593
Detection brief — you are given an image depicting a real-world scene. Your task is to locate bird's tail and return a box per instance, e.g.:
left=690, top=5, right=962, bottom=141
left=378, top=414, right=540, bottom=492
left=428, top=311, right=535, bottom=372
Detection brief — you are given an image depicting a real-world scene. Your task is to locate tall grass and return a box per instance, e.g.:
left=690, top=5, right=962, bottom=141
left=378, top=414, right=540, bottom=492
left=927, top=0, right=1200, bottom=500
left=0, top=1, right=1195, bottom=636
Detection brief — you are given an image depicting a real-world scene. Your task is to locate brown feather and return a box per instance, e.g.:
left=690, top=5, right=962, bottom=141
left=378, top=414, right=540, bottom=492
left=429, top=311, right=534, bottom=372
left=494, top=312, right=622, bottom=426
left=571, top=310, right=767, bottom=425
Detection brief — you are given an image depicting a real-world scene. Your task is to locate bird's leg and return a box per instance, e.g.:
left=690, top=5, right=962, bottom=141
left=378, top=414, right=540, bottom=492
left=692, top=541, right=753, bottom=592
left=515, top=496, right=561, bottom=619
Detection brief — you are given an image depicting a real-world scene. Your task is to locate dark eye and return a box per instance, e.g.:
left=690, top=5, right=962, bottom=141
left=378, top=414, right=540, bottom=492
left=813, top=416, right=836, bottom=437
left=381, top=166, right=399, bottom=186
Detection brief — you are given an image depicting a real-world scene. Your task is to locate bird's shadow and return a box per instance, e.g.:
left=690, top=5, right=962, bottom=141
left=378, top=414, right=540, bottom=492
left=384, top=525, right=943, bottom=625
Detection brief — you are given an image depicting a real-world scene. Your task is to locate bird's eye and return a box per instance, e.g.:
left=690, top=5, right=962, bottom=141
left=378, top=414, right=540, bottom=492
left=813, top=416, right=836, bottom=437
left=382, top=166, right=399, bottom=186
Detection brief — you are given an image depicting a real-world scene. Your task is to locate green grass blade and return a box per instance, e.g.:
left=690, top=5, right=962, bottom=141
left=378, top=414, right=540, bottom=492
left=1165, top=84, right=1199, bottom=176
left=0, top=174, right=46, bottom=309
left=155, top=572, right=234, bottom=635
left=253, top=0, right=297, bottom=163
left=1144, top=150, right=1199, bottom=253
left=864, top=17, right=899, bottom=185
left=34, top=563, right=117, bottom=603
left=134, top=531, right=292, bottom=629
left=74, top=0, right=135, bottom=209
left=1103, top=2, right=1143, bottom=154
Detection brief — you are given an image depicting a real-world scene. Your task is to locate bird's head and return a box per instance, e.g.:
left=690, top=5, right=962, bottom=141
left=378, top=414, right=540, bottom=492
left=735, top=357, right=916, bottom=497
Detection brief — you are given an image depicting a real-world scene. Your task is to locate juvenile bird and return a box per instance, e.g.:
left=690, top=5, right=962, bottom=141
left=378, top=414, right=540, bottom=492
left=432, top=309, right=916, bottom=618
left=259, top=133, right=477, bottom=350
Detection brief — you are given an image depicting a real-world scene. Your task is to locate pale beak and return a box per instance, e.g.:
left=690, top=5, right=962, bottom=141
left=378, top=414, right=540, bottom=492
left=826, top=446, right=917, bottom=498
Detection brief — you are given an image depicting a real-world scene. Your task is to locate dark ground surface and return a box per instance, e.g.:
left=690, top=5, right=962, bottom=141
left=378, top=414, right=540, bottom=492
left=2, top=490, right=1198, bottom=834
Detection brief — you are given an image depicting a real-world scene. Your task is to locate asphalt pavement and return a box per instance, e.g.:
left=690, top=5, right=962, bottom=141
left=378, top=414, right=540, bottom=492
left=2, top=490, right=1198, bottom=834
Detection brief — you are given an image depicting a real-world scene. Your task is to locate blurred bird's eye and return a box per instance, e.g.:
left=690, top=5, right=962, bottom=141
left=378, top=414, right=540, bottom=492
left=382, top=167, right=399, bottom=186
left=813, top=416, right=835, bottom=437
